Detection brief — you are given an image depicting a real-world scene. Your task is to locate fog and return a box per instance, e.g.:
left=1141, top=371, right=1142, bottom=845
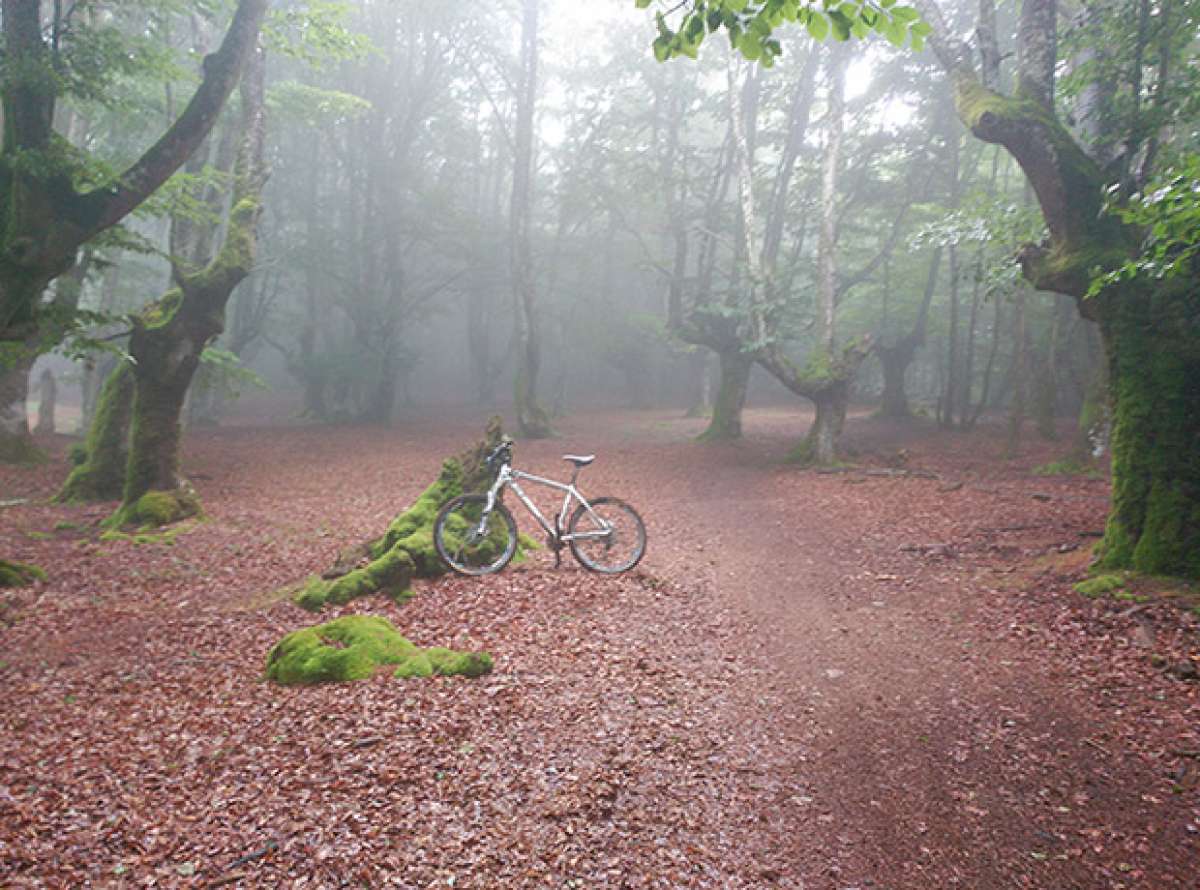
left=12, top=0, right=1132, bottom=461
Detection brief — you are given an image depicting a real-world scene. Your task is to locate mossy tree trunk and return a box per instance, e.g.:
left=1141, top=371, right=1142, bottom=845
left=917, top=0, right=1200, bottom=577
left=759, top=339, right=872, bottom=466
left=1093, top=284, right=1200, bottom=576
left=112, top=48, right=268, bottom=528
left=698, top=349, right=752, bottom=441
left=297, top=419, right=510, bottom=611
left=57, top=362, right=134, bottom=501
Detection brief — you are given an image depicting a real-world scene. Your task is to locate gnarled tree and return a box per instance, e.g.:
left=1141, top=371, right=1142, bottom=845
left=0, top=0, right=269, bottom=462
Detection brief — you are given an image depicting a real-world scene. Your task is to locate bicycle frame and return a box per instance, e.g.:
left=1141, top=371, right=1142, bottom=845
left=482, top=463, right=612, bottom=544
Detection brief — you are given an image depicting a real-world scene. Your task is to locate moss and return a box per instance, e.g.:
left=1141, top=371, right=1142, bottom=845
left=99, top=520, right=197, bottom=547
left=396, top=647, right=492, bottom=680
left=57, top=363, right=134, bottom=503
left=1074, top=574, right=1126, bottom=598
left=140, top=289, right=184, bottom=330
left=296, top=420, right=530, bottom=612
left=0, top=559, right=47, bottom=588
left=295, top=547, right=416, bottom=613
left=264, top=614, right=492, bottom=685
left=106, top=488, right=201, bottom=530
left=1094, top=282, right=1200, bottom=579
left=1033, top=458, right=1102, bottom=478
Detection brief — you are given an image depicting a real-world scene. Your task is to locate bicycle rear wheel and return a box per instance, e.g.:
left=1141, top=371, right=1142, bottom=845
left=567, top=497, right=646, bottom=573
left=434, top=494, right=518, bottom=575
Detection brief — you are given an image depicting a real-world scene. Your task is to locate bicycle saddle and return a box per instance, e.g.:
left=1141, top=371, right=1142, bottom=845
left=562, top=454, right=595, bottom=467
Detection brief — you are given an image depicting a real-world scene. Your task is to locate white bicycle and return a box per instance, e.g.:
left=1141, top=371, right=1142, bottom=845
left=433, top=439, right=646, bottom=575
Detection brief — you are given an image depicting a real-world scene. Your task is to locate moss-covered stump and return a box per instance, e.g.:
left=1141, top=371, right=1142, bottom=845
left=0, top=559, right=47, bottom=588
left=295, top=418, right=517, bottom=612
left=265, top=615, right=493, bottom=685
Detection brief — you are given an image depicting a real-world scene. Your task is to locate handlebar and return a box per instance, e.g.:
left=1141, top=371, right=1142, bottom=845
left=485, top=438, right=513, bottom=471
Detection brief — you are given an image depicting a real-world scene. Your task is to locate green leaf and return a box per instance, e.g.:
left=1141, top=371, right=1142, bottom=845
left=806, top=11, right=829, bottom=39
left=739, top=32, right=763, bottom=59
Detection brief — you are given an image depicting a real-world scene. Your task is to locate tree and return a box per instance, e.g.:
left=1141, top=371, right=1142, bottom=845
left=0, top=0, right=270, bottom=461
left=510, top=0, right=553, bottom=437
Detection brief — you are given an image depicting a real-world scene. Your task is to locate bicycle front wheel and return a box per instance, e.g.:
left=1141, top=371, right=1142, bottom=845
left=434, top=494, right=518, bottom=576
left=567, top=497, right=646, bottom=573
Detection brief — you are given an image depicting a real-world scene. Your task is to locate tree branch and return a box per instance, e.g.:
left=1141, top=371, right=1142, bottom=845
left=75, top=0, right=269, bottom=239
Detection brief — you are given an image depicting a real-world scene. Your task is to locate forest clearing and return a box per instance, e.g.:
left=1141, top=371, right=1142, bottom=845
left=2, top=0, right=1199, bottom=886
left=2, top=406, right=1197, bottom=888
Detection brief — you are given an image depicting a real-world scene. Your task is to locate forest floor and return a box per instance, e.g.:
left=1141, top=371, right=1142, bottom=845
left=1, top=404, right=1198, bottom=889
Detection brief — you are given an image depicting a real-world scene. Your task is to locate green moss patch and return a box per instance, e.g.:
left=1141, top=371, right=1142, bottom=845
left=0, top=559, right=47, bottom=588
left=265, top=615, right=492, bottom=685
left=1033, top=458, right=1102, bottom=478
left=106, top=488, right=201, bottom=530
left=1074, top=573, right=1127, bottom=598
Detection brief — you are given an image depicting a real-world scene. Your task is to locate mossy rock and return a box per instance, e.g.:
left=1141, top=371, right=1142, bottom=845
left=265, top=614, right=492, bottom=685
left=0, top=559, right=47, bottom=588
left=1074, top=574, right=1126, bottom=598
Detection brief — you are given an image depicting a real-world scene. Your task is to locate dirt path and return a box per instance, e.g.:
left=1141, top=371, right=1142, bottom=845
left=1, top=406, right=1196, bottom=888
left=528, top=407, right=1198, bottom=889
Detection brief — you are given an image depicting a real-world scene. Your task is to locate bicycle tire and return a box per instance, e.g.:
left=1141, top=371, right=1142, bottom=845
left=434, top=494, right=519, bottom=576
left=567, top=496, right=646, bottom=573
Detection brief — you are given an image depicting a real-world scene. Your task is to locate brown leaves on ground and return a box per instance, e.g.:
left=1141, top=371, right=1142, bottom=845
left=1, top=406, right=1197, bottom=888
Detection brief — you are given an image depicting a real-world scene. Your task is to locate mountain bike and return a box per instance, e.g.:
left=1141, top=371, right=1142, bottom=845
left=433, top=438, right=646, bottom=576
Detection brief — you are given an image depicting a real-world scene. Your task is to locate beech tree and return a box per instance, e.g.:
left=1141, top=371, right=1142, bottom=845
left=645, top=0, right=1199, bottom=577
left=0, top=0, right=269, bottom=462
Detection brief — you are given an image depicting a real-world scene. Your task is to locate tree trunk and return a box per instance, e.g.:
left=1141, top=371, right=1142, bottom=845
left=791, top=381, right=849, bottom=465
left=124, top=352, right=197, bottom=515
left=877, top=343, right=917, bottom=419
left=0, top=350, right=36, bottom=462
left=510, top=0, right=551, bottom=439
left=1004, top=290, right=1029, bottom=458
left=684, top=351, right=710, bottom=418
left=33, top=368, right=55, bottom=435
left=58, top=363, right=134, bottom=502
left=697, top=350, right=751, bottom=441
left=1094, top=283, right=1200, bottom=577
